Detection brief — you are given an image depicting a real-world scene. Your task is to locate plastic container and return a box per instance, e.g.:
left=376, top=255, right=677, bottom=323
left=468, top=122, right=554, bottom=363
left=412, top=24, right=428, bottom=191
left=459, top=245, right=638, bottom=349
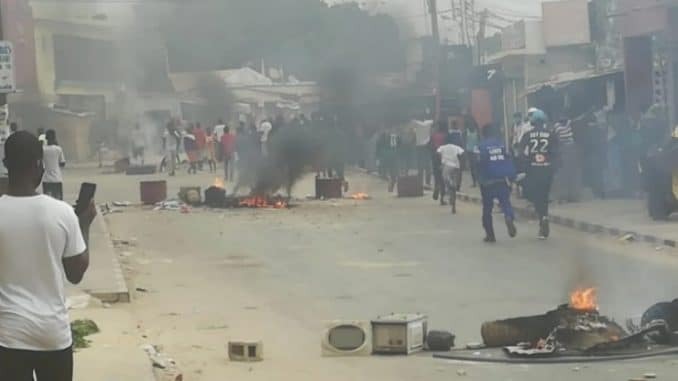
left=315, top=177, right=343, bottom=199
left=140, top=180, right=167, bottom=205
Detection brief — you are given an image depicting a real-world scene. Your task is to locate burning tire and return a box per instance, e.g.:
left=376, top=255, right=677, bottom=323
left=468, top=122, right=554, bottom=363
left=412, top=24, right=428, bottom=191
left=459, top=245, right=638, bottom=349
left=642, top=300, right=678, bottom=331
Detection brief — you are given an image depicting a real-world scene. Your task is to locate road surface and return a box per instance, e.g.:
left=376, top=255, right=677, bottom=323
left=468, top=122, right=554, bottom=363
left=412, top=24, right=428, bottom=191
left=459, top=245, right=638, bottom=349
left=63, top=167, right=678, bottom=380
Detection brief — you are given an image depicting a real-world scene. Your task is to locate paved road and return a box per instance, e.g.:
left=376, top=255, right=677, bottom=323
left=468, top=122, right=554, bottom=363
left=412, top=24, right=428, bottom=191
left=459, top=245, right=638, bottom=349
left=63, top=167, right=678, bottom=380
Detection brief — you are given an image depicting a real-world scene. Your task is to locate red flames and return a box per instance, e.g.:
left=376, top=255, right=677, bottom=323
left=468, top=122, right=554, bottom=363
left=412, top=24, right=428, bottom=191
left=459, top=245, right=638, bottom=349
left=238, top=196, right=288, bottom=209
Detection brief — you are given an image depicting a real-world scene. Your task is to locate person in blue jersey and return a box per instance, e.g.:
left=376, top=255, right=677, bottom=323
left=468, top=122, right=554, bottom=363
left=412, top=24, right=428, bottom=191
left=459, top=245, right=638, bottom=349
left=476, top=124, right=517, bottom=243
left=518, top=109, right=560, bottom=239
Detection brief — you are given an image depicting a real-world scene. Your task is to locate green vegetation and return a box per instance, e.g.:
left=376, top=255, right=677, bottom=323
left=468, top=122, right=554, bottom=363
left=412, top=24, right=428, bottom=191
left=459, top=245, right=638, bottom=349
left=71, top=319, right=100, bottom=349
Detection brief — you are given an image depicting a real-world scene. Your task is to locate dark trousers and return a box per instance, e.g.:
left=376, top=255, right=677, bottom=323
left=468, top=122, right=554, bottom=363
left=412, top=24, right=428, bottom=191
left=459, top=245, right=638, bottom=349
left=0, top=345, right=73, bottom=381
left=525, top=169, right=554, bottom=219
left=43, top=182, right=63, bottom=200
left=481, top=181, right=515, bottom=236
left=432, top=158, right=445, bottom=201
left=466, top=152, right=477, bottom=186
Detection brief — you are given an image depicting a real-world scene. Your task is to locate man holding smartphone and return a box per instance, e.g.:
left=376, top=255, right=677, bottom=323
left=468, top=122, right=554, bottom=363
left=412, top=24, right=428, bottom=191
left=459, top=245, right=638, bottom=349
left=0, top=131, right=96, bottom=381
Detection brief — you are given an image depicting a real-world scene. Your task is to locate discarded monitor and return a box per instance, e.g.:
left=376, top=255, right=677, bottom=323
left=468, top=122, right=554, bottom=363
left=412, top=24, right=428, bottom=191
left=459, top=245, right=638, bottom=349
left=372, top=313, right=427, bottom=355
left=321, top=320, right=372, bottom=357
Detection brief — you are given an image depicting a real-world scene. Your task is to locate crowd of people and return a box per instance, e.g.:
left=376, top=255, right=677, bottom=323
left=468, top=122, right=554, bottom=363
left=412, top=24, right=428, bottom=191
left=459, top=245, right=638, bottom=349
left=370, top=101, right=678, bottom=240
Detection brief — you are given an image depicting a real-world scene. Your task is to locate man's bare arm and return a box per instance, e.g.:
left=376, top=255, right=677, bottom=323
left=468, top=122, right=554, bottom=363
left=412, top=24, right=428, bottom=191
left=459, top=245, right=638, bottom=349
left=63, top=224, right=89, bottom=284
left=63, top=201, right=96, bottom=285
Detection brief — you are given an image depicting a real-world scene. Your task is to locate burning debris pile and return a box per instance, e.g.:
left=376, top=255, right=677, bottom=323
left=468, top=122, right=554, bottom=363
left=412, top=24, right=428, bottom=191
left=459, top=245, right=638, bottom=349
left=479, top=289, right=678, bottom=359
left=203, top=178, right=289, bottom=209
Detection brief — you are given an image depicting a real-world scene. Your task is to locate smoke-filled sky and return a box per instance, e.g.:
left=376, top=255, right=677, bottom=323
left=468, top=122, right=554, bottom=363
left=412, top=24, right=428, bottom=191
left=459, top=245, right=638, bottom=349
left=328, top=0, right=545, bottom=40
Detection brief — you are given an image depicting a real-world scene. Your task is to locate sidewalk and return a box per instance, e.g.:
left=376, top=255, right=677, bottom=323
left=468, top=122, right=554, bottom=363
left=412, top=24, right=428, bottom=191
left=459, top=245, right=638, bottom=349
left=71, top=307, right=155, bottom=381
left=457, top=179, right=678, bottom=247
left=67, top=215, right=131, bottom=302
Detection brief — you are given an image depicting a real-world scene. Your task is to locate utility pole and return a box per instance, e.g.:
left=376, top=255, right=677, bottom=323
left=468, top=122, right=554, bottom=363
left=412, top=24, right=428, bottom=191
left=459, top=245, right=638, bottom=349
left=428, top=0, right=441, bottom=122
left=0, top=1, right=6, bottom=108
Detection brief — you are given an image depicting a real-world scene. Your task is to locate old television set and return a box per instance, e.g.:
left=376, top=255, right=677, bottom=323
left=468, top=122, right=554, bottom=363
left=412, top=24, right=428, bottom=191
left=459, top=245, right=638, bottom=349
left=321, top=320, right=372, bottom=356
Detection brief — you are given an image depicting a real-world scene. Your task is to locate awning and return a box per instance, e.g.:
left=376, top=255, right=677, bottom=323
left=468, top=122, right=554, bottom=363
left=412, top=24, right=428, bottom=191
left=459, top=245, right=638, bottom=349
left=523, top=68, right=623, bottom=97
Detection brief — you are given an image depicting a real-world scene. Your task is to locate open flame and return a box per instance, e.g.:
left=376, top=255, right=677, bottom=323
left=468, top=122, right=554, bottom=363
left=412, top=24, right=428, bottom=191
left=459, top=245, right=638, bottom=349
left=213, top=177, right=225, bottom=189
left=238, top=196, right=288, bottom=209
left=569, top=288, right=598, bottom=311
left=351, top=192, right=370, bottom=200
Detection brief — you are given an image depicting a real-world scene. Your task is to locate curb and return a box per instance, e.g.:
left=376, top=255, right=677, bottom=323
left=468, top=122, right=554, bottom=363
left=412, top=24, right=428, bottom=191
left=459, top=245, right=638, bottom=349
left=83, top=216, right=131, bottom=303
left=458, top=192, right=677, bottom=248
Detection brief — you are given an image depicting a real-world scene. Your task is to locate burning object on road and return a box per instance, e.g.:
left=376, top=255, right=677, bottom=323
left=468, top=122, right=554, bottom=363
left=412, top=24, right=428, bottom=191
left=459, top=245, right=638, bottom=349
left=202, top=177, right=289, bottom=209
left=350, top=192, right=370, bottom=200
left=435, top=291, right=678, bottom=363
left=479, top=289, right=678, bottom=358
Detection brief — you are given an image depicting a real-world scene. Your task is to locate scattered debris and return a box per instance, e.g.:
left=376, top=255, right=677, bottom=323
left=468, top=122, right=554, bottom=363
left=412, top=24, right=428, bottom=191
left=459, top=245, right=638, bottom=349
left=67, top=294, right=103, bottom=310
left=466, top=342, right=484, bottom=350
left=572, top=366, right=581, bottom=372
left=456, top=369, right=467, bottom=376
left=198, top=324, right=229, bottom=331
left=113, top=201, right=133, bottom=207
left=426, top=330, right=456, bottom=351
left=113, top=239, right=137, bottom=247
left=644, top=373, right=658, bottom=379
left=136, top=287, right=149, bottom=293
left=142, top=344, right=183, bottom=381
left=71, top=319, right=100, bottom=349
left=153, top=199, right=186, bottom=211
left=619, top=233, right=636, bottom=242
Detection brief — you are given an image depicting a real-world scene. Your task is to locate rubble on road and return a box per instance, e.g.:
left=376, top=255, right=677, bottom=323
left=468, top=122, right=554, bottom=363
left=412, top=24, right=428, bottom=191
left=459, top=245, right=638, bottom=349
left=141, top=344, right=183, bottom=381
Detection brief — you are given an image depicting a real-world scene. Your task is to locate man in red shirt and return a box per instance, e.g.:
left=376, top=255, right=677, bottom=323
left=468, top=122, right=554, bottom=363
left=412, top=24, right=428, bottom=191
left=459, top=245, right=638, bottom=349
left=193, top=123, right=207, bottom=171
left=430, top=122, right=449, bottom=204
left=220, top=125, right=236, bottom=181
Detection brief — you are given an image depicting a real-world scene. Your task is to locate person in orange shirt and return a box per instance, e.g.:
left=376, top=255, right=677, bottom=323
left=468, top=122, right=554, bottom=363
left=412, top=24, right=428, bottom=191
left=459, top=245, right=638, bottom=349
left=193, top=123, right=207, bottom=171
left=220, top=125, right=236, bottom=181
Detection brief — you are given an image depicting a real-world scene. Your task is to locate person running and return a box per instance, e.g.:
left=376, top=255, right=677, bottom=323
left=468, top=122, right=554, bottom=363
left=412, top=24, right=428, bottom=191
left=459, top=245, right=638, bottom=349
left=518, top=109, right=559, bottom=239
left=0, top=131, right=96, bottom=381
left=436, top=140, right=464, bottom=213
left=430, top=122, right=448, bottom=203
left=42, top=130, right=66, bottom=200
left=476, top=124, right=517, bottom=243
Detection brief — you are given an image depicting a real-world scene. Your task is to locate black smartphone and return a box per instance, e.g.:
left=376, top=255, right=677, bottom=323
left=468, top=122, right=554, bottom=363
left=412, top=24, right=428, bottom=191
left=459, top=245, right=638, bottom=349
left=75, top=182, right=97, bottom=214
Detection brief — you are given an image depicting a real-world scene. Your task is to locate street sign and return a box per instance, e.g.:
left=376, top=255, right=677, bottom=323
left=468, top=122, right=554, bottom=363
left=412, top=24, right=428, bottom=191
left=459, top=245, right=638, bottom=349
left=0, top=41, right=16, bottom=94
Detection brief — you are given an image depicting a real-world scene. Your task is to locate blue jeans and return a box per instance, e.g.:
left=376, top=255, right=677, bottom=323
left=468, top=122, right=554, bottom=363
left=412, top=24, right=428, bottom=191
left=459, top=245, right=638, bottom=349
left=480, top=181, right=515, bottom=236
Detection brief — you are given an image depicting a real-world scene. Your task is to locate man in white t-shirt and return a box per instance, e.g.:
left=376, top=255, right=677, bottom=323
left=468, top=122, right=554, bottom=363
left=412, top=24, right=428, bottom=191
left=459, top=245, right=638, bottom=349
left=258, top=119, right=273, bottom=157
left=0, top=131, right=96, bottom=381
left=42, top=129, right=66, bottom=200
left=214, top=119, right=226, bottom=142
left=437, top=142, right=465, bottom=213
